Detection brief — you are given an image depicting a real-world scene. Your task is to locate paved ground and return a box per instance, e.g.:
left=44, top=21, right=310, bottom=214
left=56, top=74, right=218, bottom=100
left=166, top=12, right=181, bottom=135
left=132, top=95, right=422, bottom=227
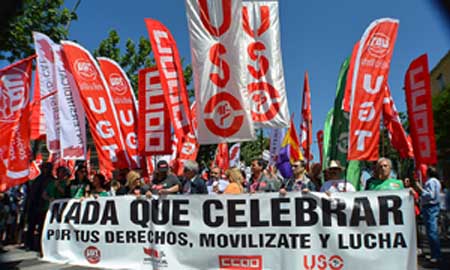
left=0, top=238, right=449, bottom=269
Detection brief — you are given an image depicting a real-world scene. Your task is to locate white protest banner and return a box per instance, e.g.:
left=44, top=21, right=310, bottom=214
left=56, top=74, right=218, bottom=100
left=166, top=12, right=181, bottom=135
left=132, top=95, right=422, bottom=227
left=242, top=0, right=290, bottom=128
left=33, top=32, right=61, bottom=153
left=42, top=191, right=416, bottom=270
left=54, top=45, right=87, bottom=160
left=186, top=0, right=255, bottom=144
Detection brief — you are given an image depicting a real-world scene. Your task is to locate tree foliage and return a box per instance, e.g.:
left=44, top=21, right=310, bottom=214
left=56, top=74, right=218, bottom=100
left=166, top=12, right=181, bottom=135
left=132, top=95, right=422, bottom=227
left=93, top=29, right=193, bottom=95
left=433, top=86, right=450, bottom=157
left=0, top=0, right=78, bottom=63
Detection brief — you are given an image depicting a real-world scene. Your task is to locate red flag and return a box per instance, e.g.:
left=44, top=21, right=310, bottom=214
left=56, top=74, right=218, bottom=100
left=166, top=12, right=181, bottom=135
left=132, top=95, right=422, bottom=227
left=348, top=18, right=399, bottom=161
left=300, top=72, right=313, bottom=165
left=317, top=130, right=324, bottom=167
left=383, top=85, right=414, bottom=158
left=214, top=143, right=229, bottom=171
left=0, top=55, right=34, bottom=191
left=61, top=41, right=131, bottom=172
left=28, top=161, right=41, bottom=180
left=138, top=67, right=171, bottom=156
left=404, top=54, right=437, bottom=165
left=343, top=42, right=360, bottom=112
left=98, top=57, right=140, bottom=168
left=144, top=19, right=193, bottom=142
left=35, top=153, right=43, bottom=166
left=30, top=69, right=46, bottom=140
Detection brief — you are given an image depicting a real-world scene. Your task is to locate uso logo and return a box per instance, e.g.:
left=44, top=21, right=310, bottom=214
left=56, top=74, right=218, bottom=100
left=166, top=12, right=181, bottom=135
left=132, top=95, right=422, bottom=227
left=84, top=246, right=101, bottom=264
left=367, top=33, right=390, bottom=58
left=303, top=254, right=344, bottom=270
left=74, top=59, right=97, bottom=81
left=219, top=255, right=262, bottom=270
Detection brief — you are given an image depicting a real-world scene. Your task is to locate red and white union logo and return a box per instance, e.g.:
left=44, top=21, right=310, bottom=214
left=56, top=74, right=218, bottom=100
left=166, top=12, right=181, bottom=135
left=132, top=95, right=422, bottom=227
left=74, top=59, right=97, bottom=81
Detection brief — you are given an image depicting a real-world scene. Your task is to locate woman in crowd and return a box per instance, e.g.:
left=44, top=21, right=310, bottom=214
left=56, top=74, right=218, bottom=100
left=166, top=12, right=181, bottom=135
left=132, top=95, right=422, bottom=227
left=91, top=173, right=109, bottom=197
left=223, top=168, right=244, bottom=194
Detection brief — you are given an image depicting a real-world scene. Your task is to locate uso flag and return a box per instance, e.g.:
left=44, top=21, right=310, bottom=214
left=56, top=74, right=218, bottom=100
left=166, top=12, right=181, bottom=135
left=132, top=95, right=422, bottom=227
left=186, top=0, right=255, bottom=144
left=242, top=0, right=290, bottom=128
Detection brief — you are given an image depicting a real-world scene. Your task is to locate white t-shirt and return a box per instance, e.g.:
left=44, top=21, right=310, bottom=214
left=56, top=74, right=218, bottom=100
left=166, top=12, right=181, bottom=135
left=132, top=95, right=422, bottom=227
left=320, top=179, right=355, bottom=193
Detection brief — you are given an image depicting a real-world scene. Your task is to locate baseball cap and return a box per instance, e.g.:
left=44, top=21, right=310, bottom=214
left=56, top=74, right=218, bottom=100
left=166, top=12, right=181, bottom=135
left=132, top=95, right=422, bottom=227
left=157, top=160, right=169, bottom=172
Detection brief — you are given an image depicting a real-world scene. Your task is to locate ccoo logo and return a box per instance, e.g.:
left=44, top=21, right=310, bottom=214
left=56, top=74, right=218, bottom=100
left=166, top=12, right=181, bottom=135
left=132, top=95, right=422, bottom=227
left=219, top=255, right=262, bottom=270
left=74, top=59, right=97, bottom=81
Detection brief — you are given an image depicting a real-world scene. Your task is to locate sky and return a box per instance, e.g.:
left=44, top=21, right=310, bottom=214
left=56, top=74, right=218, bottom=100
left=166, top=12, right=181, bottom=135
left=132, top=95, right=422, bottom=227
left=39, top=0, right=450, bottom=161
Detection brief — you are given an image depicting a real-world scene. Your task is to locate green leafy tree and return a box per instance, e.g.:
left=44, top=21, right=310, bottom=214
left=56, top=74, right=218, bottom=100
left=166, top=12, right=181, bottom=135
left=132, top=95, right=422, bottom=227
left=432, top=86, right=450, bottom=157
left=93, top=29, right=193, bottom=95
left=0, top=0, right=79, bottom=63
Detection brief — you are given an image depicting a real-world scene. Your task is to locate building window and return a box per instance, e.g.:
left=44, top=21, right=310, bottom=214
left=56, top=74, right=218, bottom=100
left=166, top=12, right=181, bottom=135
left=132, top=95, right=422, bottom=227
left=437, top=73, right=446, bottom=91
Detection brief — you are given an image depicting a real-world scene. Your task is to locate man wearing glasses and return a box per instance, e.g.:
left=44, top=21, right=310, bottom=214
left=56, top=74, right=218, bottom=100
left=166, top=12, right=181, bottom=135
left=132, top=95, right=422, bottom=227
left=280, top=160, right=316, bottom=194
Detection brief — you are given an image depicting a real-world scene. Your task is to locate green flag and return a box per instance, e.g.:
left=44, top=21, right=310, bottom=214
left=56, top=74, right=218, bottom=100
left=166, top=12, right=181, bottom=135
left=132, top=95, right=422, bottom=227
left=328, top=58, right=361, bottom=190
left=322, top=108, right=334, bottom=171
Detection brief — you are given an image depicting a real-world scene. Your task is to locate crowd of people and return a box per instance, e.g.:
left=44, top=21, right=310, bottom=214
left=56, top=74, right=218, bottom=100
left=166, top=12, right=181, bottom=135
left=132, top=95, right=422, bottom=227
left=0, top=157, right=449, bottom=266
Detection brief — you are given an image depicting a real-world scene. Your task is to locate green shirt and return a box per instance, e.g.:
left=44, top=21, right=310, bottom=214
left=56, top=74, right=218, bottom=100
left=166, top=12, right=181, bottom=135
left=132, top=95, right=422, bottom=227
left=366, top=178, right=404, bottom=191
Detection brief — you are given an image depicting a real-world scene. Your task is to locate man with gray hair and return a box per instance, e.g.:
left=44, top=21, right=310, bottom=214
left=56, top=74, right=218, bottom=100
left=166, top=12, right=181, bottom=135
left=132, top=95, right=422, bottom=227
left=365, top=157, right=404, bottom=191
left=181, top=160, right=207, bottom=194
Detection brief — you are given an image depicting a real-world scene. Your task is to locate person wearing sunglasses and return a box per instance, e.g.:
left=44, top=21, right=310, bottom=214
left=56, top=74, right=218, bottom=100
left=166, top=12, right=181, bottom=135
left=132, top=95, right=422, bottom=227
left=280, top=160, right=315, bottom=195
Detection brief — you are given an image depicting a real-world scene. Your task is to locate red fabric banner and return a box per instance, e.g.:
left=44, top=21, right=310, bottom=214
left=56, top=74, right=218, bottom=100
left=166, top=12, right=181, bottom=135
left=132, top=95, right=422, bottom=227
left=144, top=19, right=193, bottom=142
left=317, top=130, right=324, bottom=167
left=214, top=143, right=229, bottom=171
left=343, top=42, right=360, bottom=112
left=61, top=41, right=131, bottom=173
left=0, top=56, right=34, bottom=191
left=404, top=54, right=437, bottom=165
left=382, top=85, right=414, bottom=159
left=98, top=57, right=140, bottom=168
left=30, top=69, right=46, bottom=140
left=300, top=72, right=313, bottom=164
left=138, top=67, right=172, bottom=156
left=348, top=18, right=399, bottom=161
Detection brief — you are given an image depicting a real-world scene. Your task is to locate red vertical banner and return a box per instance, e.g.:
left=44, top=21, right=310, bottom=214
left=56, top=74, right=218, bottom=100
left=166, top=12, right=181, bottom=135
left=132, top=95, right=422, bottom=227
left=382, top=85, right=414, bottom=159
left=61, top=41, right=131, bottom=173
left=317, top=130, right=324, bottom=167
left=0, top=56, right=34, bottom=191
left=343, top=42, right=360, bottom=112
left=30, top=69, right=46, bottom=140
left=98, top=57, right=140, bottom=168
left=144, top=19, right=193, bottom=142
left=138, top=67, right=172, bottom=156
left=214, top=143, right=229, bottom=171
left=348, top=18, right=399, bottom=161
left=404, top=54, right=437, bottom=165
left=300, top=72, right=313, bottom=165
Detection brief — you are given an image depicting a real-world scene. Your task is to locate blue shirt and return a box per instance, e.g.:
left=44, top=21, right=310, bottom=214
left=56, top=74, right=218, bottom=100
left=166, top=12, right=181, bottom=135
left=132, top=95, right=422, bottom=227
left=421, top=177, right=441, bottom=206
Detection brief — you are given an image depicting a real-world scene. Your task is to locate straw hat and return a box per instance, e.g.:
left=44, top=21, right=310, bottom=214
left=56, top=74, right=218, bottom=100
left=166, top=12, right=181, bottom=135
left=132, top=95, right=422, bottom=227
left=326, top=160, right=344, bottom=171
